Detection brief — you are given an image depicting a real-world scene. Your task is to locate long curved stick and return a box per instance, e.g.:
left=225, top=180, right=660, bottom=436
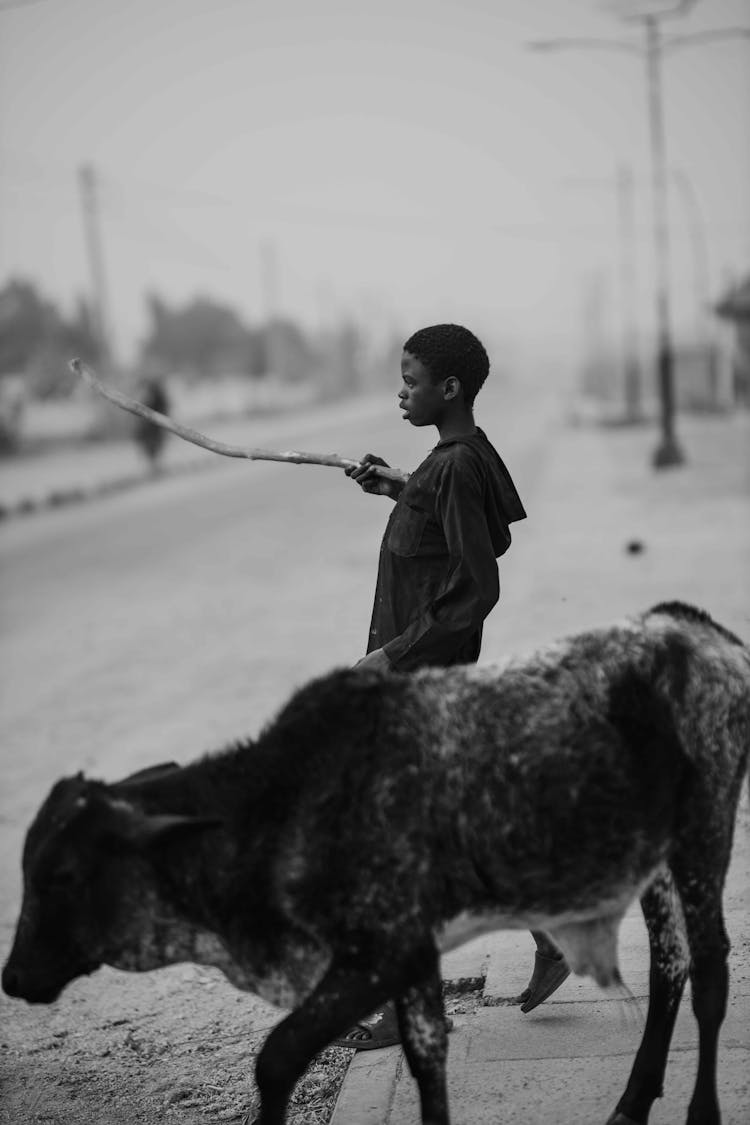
left=69, top=359, right=408, bottom=483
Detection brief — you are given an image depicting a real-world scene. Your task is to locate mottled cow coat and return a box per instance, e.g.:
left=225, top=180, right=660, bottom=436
left=3, top=602, right=749, bottom=1125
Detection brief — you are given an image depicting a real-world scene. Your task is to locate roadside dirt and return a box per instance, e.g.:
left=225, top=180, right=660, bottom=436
left=0, top=962, right=354, bottom=1125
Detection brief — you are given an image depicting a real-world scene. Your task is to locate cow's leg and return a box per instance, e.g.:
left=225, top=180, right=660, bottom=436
left=394, top=940, right=450, bottom=1125
left=606, top=870, right=689, bottom=1125
left=251, top=956, right=402, bottom=1125
left=670, top=849, right=731, bottom=1125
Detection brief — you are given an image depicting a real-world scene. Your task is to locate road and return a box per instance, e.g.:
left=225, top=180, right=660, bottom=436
left=0, top=371, right=560, bottom=945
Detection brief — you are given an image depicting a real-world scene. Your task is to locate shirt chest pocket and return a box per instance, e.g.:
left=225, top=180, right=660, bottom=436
left=387, top=489, right=446, bottom=558
left=387, top=502, right=429, bottom=557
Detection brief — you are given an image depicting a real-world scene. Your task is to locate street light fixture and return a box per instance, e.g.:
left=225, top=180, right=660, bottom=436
left=603, top=0, right=696, bottom=20
left=529, top=9, right=750, bottom=469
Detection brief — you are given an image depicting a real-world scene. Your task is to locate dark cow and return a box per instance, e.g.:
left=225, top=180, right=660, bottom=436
left=3, top=602, right=749, bottom=1125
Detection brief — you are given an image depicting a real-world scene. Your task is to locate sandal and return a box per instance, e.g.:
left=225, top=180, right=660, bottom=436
left=518, top=951, right=570, bottom=1013
left=333, top=1001, right=401, bottom=1050
left=332, top=1001, right=454, bottom=1051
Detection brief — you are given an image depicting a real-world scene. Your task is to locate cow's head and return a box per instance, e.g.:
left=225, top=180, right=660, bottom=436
left=2, top=773, right=219, bottom=1004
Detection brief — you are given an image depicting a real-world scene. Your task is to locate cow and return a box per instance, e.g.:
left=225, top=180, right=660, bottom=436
left=3, top=602, right=749, bottom=1125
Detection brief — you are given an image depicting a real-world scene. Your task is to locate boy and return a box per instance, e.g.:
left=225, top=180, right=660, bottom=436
left=337, top=324, right=569, bottom=1049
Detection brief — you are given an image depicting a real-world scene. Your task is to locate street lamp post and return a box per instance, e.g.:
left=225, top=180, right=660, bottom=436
left=78, top=163, right=114, bottom=371
left=529, top=8, right=750, bottom=469
left=643, top=14, right=682, bottom=465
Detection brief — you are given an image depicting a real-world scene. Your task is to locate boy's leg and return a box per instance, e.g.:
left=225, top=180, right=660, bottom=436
left=518, top=931, right=570, bottom=1013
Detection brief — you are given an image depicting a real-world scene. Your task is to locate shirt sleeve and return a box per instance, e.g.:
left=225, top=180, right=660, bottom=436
left=382, top=455, right=500, bottom=670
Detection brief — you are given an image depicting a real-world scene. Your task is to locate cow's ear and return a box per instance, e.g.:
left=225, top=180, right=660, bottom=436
left=115, top=762, right=180, bottom=788
left=103, top=801, right=222, bottom=849
left=129, top=813, right=223, bottom=848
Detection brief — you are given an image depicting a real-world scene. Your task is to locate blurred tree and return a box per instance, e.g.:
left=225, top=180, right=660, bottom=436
left=0, top=278, right=99, bottom=398
left=63, top=298, right=101, bottom=363
left=336, top=320, right=364, bottom=392
left=262, top=316, right=317, bottom=382
left=318, top=319, right=363, bottom=395
left=0, top=279, right=62, bottom=375
left=242, top=327, right=268, bottom=378
left=138, top=294, right=321, bottom=384
left=140, top=293, right=253, bottom=378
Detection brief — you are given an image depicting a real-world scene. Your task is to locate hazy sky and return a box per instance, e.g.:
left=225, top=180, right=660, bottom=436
left=1, top=0, right=749, bottom=362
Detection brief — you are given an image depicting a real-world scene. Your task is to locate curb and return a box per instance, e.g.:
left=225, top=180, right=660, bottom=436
left=0, top=453, right=214, bottom=523
left=329, top=974, right=489, bottom=1125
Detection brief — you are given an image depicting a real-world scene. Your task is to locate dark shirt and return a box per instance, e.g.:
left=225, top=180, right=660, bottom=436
left=368, top=429, right=526, bottom=672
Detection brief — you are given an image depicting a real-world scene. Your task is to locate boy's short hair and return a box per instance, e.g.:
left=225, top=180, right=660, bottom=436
left=403, top=324, right=489, bottom=406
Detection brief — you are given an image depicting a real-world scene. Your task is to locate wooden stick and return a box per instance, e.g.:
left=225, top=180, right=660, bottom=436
left=69, top=359, right=408, bottom=483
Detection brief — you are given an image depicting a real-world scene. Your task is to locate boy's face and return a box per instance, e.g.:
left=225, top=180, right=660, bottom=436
left=398, top=351, right=447, bottom=428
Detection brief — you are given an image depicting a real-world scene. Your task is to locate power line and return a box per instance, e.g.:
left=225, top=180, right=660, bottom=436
left=0, top=0, right=57, bottom=12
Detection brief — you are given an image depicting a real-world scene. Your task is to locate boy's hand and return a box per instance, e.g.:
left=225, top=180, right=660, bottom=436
left=346, top=454, right=402, bottom=498
left=354, top=648, right=392, bottom=673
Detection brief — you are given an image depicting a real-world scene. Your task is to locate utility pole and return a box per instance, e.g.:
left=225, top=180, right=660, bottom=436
left=259, top=237, right=284, bottom=378
left=616, top=164, right=643, bottom=422
left=529, top=3, right=750, bottom=468
left=564, top=167, right=643, bottom=418
left=78, top=163, right=113, bottom=369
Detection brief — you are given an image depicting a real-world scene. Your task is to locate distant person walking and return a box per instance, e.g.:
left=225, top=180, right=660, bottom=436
left=334, top=323, right=569, bottom=1050
left=133, top=376, right=170, bottom=469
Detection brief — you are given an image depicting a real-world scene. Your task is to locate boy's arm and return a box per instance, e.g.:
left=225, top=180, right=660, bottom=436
left=353, top=648, right=392, bottom=673
left=345, top=454, right=406, bottom=500
left=382, top=458, right=500, bottom=671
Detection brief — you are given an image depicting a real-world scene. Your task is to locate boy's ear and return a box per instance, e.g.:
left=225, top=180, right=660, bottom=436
left=443, top=376, right=462, bottom=401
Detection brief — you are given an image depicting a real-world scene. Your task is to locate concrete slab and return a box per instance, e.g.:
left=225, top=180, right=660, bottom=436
left=440, top=942, right=489, bottom=988
left=467, top=992, right=749, bottom=1060
left=382, top=1046, right=750, bottom=1125
left=334, top=997, right=749, bottom=1125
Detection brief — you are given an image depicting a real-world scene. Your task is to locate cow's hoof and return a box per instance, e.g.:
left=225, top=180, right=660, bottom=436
left=605, top=1113, right=641, bottom=1125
